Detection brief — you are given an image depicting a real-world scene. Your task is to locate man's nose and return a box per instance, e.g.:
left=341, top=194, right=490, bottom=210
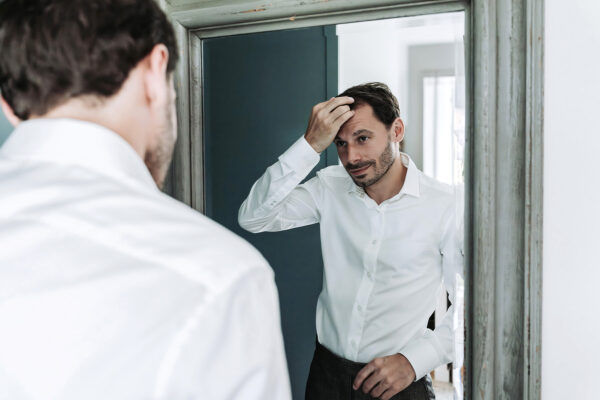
left=347, top=144, right=361, bottom=163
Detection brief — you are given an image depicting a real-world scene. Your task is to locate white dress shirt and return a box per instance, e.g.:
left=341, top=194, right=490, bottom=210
left=0, top=119, right=291, bottom=400
left=239, top=136, right=463, bottom=381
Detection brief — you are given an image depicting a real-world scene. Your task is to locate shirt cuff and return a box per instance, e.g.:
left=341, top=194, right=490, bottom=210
left=399, top=333, right=443, bottom=381
left=278, top=135, right=321, bottom=177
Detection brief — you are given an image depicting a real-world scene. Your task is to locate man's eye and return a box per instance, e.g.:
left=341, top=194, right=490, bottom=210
left=335, top=141, right=346, bottom=147
left=358, top=136, right=368, bottom=142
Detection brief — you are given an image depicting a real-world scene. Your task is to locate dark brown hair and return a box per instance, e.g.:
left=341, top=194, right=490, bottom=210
left=0, top=0, right=178, bottom=119
left=338, top=82, right=400, bottom=129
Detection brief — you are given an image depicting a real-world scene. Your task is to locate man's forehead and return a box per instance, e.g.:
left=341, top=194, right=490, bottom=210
left=337, top=104, right=383, bottom=139
left=349, top=102, right=375, bottom=115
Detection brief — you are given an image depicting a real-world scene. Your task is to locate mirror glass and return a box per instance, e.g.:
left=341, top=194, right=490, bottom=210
left=201, top=11, right=465, bottom=399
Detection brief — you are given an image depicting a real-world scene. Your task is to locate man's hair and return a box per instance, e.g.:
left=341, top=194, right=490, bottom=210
left=338, top=82, right=400, bottom=129
left=0, top=0, right=178, bottom=120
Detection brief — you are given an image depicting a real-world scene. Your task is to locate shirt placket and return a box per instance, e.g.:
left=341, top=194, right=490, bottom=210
left=346, top=203, right=385, bottom=360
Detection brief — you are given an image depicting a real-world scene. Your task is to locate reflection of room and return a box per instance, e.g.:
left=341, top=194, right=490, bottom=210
left=338, top=13, right=464, bottom=180
left=338, top=13, right=465, bottom=400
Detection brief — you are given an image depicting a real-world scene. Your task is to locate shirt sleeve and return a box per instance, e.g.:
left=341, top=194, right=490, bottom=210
left=238, top=135, right=323, bottom=233
left=400, top=188, right=465, bottom=380
left=155, top=266, right=292, bottom=400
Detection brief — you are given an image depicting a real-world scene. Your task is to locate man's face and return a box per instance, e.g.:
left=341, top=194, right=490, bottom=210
left=334, top=104, right=398, bottom=188
left=144, top=77, right=177, bottom=189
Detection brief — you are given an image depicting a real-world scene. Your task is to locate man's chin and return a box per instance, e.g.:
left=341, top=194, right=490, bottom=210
left=348, top=173, right=370, bottom=188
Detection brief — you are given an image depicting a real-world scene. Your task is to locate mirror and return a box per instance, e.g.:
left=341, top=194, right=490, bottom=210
left=199, top=11, right=465, bottom=400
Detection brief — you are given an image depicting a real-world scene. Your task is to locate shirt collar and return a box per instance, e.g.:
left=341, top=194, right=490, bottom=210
left=398, top=153, right=420, bottom=198
left=347, top=152, right=421, bottom=199
left=0, top=118, right=157, bottom=190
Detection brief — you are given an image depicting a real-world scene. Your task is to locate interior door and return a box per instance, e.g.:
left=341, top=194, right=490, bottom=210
left=202, top=25, right=338, bottom=399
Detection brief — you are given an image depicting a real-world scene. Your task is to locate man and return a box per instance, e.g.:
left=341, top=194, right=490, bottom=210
left=0, top=1, right=290, bottom=399
left=239, top=82, right=462, bottom=400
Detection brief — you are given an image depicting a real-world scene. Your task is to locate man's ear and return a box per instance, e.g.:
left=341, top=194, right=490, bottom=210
left=391, top=117, right=405, bottom=143
left=1, top=96, right=21, bottom=127
left=143, top=44, right=170, bottom=107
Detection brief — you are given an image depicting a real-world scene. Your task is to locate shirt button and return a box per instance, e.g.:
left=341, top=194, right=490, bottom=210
left=371, top=239, right=377, bottom=245
left=367, top=271, right=373, bottom=279
left=357, top=305, right=363, bottom=312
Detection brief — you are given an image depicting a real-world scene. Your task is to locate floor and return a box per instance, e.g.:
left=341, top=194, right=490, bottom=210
left=432, top=380, right=455, bottom=400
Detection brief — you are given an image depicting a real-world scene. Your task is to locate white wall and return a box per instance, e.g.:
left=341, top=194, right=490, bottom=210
left=337, top=13, right=463, bottom=169
left=337, top=19, right=405, bottom=117
left=543, top=1, right=600, bottom=398
left=337, top=13, right=463, bottom=119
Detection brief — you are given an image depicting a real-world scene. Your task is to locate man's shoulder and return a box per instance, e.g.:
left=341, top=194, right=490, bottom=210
left=0, top=162, right=272, bottom=292
left=416, top=173, right=464, bottom=218
left=125, top=191, right=273, bottom=288
left=417, top=172, right=456, bottom=199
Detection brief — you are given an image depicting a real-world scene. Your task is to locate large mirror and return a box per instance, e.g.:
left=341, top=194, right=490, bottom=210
left=164, top=0, right=545, bottom=398
left=188, top=11, right=466, bottom=400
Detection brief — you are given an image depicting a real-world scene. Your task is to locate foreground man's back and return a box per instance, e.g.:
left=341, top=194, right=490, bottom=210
left=0, top=0, right=290, bottom=398
left=0, top=120, right=289, bottom=400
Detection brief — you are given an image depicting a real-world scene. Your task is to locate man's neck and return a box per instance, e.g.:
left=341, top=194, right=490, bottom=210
left=35, top=99, right=147, bottom=159
left=365, top=156, right=407, bottom=205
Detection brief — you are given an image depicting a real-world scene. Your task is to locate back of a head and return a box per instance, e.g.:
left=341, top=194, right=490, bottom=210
left=0, top=0, right=179, bottom=120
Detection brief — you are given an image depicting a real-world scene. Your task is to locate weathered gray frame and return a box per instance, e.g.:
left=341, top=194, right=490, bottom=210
left=161, top=1, right=544, bottom=399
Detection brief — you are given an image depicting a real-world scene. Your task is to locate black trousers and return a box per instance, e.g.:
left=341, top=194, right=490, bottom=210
left=305, top=340, right=436, bottom=400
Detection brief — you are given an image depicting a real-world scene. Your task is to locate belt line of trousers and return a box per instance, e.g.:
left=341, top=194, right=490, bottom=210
left=305, top=339, right=436, bottom=400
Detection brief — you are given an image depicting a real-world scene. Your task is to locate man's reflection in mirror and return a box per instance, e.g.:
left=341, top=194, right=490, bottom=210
left=239, top=82, right=463, bottom=400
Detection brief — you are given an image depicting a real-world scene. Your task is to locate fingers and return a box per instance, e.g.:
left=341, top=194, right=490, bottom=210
left=353, top=356, right=408, bottom=400
left=331, top=108, right=354, bottom=130
left=352, top=354, right=416, bottom=400
left=325, top=96, right=354, bottom=112
left=311, top=97, right=354, bottom=122
left=353, top=363, right=375, bottom=390
left=329, top=105, right=354, bottom=132
left=313, top=96, right=354, bottom=114
left=381, top=388, right=400, bottom=400
left=329, top=103, right=350, bottom=120
left=362, top=371, right=384, bottom=394
left=304, top=96, right=355, bottom=153
left=370, top=380, right=390, bottom=398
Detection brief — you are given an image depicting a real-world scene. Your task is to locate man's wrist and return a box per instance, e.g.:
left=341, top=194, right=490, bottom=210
left=399, top=338, right=441, bottom=381
left=303, top=132, right=326, bottom=154
left=278, top=135, right=321, bottom=174
left=400, top=353, right=416, bottom=381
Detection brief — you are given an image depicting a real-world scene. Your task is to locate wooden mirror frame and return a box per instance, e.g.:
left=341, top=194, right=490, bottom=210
left=160, top=1, right=544, bottom=398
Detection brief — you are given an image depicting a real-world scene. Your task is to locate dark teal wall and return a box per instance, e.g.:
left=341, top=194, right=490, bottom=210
left=203, top=26, right=337, bottom=400
left=0, top=109, right=13, bottom=145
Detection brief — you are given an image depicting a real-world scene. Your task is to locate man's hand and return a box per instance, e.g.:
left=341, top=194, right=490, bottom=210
left=304, top=96, right=354, bottom=153
left=352, top=353, right=416, bottom=400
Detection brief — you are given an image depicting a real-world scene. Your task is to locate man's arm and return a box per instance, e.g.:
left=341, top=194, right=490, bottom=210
left=154, top=267, right=292, bottom=399
left=400, top=193, right=464, bottom=381
left=238, top=97, right=354, bottom=233
left=354, top=193, right=465, bottom=400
